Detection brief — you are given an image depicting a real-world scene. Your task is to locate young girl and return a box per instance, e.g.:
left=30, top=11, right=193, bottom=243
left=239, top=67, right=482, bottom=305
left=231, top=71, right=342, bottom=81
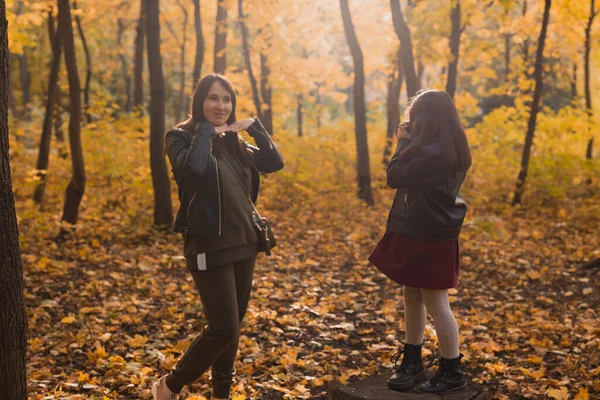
left=153, top=74, right=283, bottom=400
left=369, top=90, right=472, bottom=394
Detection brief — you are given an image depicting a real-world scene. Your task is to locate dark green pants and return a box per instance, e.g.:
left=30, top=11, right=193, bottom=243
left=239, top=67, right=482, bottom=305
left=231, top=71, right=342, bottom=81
left=166, top=256, right=256, bottom=398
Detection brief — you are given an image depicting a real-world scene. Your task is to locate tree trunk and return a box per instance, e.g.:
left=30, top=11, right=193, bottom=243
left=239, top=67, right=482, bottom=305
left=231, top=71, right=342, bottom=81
left=446, top=0, right=461, bottom=98
left=117, top=18, right=132, bottom=112
left=504, top=7, right=512, bottom=84
left=571, top=62, right=577, bottom=102
left=239, top=0, right=263, bottom=121
left=146, top=0, right=174, bottom=227
left=73, top=0, right=91, bottom=123
left=339, top=0, right=374, bottom=206
left=17, top=51, right=29, bottom=117
left=260, top=51, right=273, bottom=135
left=34, top=13, right=62, bottom=206
left=0, top=2, right=28, bottom=397
left=192, top=0, right=204, bottom=89
left=297, top=93, right=303, bottom=137
left=176, top=0, right=188, bottom=123
left=383, top=48, right=403, bottom=166
left=214, top=0, right=228, bottom=74
left=133, top=0, right=145, bottom=109
left=390, top=0, right=418, bottom=99
left=8, top=51, right=16, bottom=116
left=521, top=0, right=530, bottom=75
left=584, top=0, right=597, bottom=160
left=513, top=0, right=551, bottom=206
left=315, top=82, right=322, bottom=130
left=59, top=0, right=86, bottom=231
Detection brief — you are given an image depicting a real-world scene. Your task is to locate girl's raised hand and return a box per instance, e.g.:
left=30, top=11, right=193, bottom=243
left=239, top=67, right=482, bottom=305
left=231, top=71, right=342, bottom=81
left=227, top=119, right=255, bottom=133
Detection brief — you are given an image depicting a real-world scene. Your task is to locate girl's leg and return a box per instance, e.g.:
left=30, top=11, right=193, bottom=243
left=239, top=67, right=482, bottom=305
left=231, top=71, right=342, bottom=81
left=165, top=263, right=240, bottom=394
left=420, top=289, right=459, bottom=359
left=403, top=286, right=427, bottom=345
left=210, top=257, right=256, bottom=399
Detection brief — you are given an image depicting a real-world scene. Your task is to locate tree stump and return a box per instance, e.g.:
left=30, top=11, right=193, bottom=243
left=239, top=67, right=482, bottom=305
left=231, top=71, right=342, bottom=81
left=327, top=373, right=487, bottom=400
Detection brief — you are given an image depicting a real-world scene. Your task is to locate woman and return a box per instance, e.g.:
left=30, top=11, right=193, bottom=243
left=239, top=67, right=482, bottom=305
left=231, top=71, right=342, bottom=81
left=153, top=73, right=284, bottom=400
left=369, top=90, right=472, bottom=393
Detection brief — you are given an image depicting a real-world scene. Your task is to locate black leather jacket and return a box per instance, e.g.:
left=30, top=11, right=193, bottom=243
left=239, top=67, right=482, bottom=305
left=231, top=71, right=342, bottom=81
left=386, top=139, right=467, bottom=241
left=165, top=119, right=284, bottom=236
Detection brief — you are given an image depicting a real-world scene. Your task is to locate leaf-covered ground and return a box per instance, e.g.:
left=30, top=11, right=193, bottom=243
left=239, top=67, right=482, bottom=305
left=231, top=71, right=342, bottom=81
left=9, top=120, right=598, bottom=399
left=20, top=169, right=600, bottom=400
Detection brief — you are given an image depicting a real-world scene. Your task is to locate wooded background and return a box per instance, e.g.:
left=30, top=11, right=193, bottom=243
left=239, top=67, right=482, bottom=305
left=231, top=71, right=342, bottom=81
left=1, top=0, right=599, bottom=399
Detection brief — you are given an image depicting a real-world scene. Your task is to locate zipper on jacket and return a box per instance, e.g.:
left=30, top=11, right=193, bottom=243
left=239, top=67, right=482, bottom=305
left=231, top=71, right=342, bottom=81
left=187, top=190, right=197, bottom=221
left=404, top=193, right=409, bottom=213
left=215, top=162, right=222, bottom=236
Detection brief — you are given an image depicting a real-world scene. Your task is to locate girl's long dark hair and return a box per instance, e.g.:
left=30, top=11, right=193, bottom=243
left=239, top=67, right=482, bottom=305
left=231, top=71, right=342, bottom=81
left=401, top=89, right=472, bottom=172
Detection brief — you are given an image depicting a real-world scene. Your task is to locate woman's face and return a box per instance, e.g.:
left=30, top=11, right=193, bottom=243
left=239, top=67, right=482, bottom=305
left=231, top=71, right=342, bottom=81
left=203, top=81, right=233, bottom=126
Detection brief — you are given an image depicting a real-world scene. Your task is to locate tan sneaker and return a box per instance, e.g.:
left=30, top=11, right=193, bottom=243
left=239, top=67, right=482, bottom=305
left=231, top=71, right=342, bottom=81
left=151, top=375, right=178, bottom=400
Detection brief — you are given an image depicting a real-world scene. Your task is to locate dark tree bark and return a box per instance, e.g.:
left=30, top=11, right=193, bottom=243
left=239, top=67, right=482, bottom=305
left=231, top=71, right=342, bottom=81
left=513, top=0, right=552, bottom=206
left=214, top=0, right=228, bottom=74
left=73, top=0, right=91, bottom=123
left=177, top=0, right=188, bottom=123
left=390, top=0, right=419, bottom=99
left=446, top=0, right=461, bottom=98
left=17, top=51, right=29, bottom=116
left=0, top=3, right=28, bottom=398
left=239, top=0, right=263, bottom=121
left=54, top=86, right=67, bottom=159
left=34, top=13, right=62, bottom=206
left=339, top=0, right=374, bottom=206
left=133, top=0, right=145, bottom=108
left=146, top=0, right=174, bottom=227
left=383, top=48, right=403, bottom=166
left=504, top=6, right=512, bottom=84
left=260, top=51, right=273, bottom=135
left=8, top=51, right=15, bottom=116
left=521, top=0, right=531, bottom=76
left=297, top=93, right=303, bottom=137
left=584, top=0, right=597, bottom=159
left=117, top=17, right=132, bottom=111
left=571, top=62, right=577, bottom=102
left=192, top=0, right=204, bottom=89
left=58, top=0, right=86, bottom=229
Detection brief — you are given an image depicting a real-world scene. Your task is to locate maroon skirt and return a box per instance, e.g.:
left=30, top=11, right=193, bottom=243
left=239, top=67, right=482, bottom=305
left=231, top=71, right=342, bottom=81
left=369, top=230, right=460, bottom=289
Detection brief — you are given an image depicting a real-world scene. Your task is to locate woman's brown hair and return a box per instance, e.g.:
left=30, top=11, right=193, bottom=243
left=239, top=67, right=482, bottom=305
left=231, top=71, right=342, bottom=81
left=401, top=89, right=472, bottom=172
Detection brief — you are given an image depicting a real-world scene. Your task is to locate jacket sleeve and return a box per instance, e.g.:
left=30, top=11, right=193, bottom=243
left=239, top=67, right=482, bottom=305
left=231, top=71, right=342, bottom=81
left=386, top=139, right=444, bottom=189
left=244, top=118, right=284, bottom=173
left=165, top=122, right=217, bottom=178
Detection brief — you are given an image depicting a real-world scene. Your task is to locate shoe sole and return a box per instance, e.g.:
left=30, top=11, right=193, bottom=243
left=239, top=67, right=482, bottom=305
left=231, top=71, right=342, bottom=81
left=387, top=370, right=427, bottom=391
left=414, top=382, right=468, bottom=393
left=151, top=382, right=158, bottom=399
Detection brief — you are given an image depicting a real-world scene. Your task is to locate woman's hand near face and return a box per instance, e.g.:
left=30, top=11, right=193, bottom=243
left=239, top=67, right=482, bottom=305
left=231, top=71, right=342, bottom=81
left=214, top=124, right=229, bottom=135
left=227, top=119, right=255, bottom=133
left=396, top=122, right=411, bottom=140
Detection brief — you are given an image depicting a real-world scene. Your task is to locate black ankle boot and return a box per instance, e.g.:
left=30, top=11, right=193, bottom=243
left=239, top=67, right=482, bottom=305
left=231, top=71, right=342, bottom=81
left=387, top=343, right=426, bottom=391
left=415, top=353, right=467, bottom=393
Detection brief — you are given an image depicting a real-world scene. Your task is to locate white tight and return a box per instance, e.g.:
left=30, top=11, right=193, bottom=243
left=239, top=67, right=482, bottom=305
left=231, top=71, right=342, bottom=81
left=403, top=286, right=460, bottom=359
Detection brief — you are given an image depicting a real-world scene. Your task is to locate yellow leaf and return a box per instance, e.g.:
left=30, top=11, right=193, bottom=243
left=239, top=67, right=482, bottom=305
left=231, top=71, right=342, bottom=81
left=61, top=315, right=75, bottom=324
left=575, top=388, right=589, bottom=400
left=232, top=395, right=246, bottom=400
left=547, top=387, right=569, bottom=400
left=527, top=270, right=541, bottom=280
left=582, top=287, right=593, bottom=295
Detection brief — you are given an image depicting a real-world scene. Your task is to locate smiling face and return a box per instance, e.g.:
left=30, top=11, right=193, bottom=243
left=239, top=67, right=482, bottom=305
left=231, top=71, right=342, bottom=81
left=203, top=81, right=233, bottom=127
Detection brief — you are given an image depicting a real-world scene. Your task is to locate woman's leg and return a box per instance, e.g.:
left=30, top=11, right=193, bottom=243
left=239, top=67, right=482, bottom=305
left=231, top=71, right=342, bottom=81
left=403, top=286, right=427, bottom=345
left=210, top=257, right=256, bottom=399
left=165, top=263, right=240, bottom=394
left=420, top=289, right=459, bottom=359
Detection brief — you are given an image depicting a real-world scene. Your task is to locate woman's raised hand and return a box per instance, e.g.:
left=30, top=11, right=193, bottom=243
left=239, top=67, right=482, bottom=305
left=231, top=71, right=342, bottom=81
left=215, top=124, right=230, bottom=135
left=227, top=119, right=255, bottom=133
